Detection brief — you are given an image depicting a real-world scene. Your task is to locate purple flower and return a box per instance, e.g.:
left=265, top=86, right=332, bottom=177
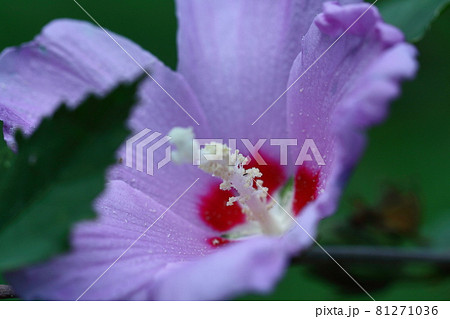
left=1, top=0, right=417, bottom=300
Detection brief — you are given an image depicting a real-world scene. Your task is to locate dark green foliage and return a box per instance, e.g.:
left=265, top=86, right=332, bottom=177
left=0, top=75, right=143, bottom=272
left=376, top=0, right=450, bottom=42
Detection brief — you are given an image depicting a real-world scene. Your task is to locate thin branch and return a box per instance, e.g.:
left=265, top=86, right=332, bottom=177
left=0, top=285, right=17, bottom=300
left=295, top=246, right=450, bottom=265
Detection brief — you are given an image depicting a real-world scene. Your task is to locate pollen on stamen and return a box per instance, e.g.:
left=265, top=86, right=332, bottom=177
left=198, top=142, right=282, bottom=235
left=169, top=127, right=290, bottom=237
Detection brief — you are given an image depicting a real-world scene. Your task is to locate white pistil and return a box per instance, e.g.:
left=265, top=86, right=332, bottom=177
left=168, top=127, right=197, bottom=164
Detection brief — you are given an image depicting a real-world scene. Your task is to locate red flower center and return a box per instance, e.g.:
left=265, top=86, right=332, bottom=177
left=292, top=166, right=320, bottom=216
left=200, top=154, right=320, bottom=247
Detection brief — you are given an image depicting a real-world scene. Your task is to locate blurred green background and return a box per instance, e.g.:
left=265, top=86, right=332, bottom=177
left=0, top=0, right=449, bottom=300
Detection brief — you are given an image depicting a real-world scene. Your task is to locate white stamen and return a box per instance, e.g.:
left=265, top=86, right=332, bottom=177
left=198, top=142, right=283, bottom=235
left=169, top=127, right=293, bottom=237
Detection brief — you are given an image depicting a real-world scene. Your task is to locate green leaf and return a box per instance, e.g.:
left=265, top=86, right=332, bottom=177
left=0, top=74, right=143, bottom=272
left=376, top=0, right=450, bottom=42
left=423, top=212, right=450, bottom=250
left=0, top=121, right=15, bottom=176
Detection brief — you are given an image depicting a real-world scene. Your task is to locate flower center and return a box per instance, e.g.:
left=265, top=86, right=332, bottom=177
left=199, top=141, right=286, bottom=235
left=169, top=127, right=296, bottom=238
